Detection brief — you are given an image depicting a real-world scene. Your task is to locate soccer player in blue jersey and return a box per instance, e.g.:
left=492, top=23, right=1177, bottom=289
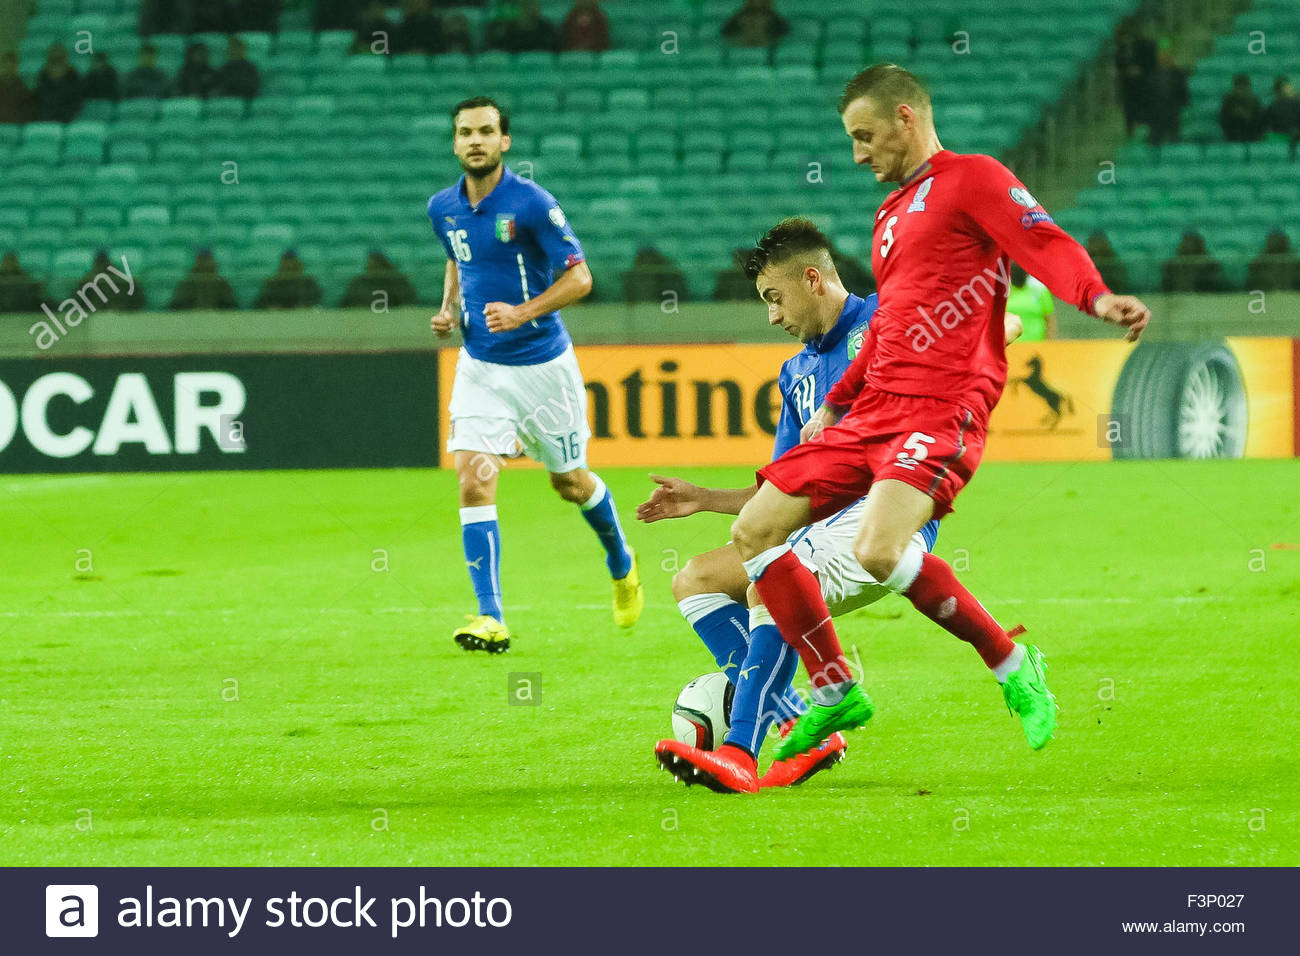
left=429, top=96, right=643, bottom=652
left=640, top=219, right=1021, bottom=792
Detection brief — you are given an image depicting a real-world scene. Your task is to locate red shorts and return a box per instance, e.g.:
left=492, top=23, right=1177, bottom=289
left=758, top=391, right=986, bottom=521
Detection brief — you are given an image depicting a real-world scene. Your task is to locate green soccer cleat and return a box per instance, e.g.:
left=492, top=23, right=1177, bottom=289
left=453, top=614, right=511, bottom=654
left=1001, top=642, right=1057, bottom=749
left=774, top=683, right=874, bottom=761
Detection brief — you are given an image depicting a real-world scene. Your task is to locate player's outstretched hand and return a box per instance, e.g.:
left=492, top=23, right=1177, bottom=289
left=636, top=474, right=704, bottom=523
left=1094, top=293, right=1151, bottom=342
left=431, top=307, right=456, bottom=338
left=484, top=302, right=528, bottom=333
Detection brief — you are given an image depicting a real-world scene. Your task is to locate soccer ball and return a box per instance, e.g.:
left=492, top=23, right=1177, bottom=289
left=671, top=672, right=734, bottom=750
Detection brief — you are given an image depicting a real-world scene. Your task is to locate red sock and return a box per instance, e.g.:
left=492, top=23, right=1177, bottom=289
left=752, top=550, right=851, bottom=688
left=904, top=553, right=1015, bottom=668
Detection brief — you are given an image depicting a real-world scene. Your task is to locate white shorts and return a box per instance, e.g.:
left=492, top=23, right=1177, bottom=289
left=787, top=497, right=930, bottom=616
left=447, top=346, right=592, bottom=473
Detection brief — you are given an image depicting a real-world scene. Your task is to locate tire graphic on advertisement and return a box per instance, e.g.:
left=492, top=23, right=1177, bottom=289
left=1110, top=342, right=1248, bottom=459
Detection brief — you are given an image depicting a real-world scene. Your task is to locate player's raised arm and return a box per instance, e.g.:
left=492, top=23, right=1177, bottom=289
left=636, top=475, right=758, bottom=522
left=961, top=156, right=1151, bottom=340
left=431, top=259, right=459, bottom=337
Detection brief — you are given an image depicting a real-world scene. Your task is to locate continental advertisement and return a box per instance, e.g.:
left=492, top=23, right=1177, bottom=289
left=438, top=338, right=1297, bottom=468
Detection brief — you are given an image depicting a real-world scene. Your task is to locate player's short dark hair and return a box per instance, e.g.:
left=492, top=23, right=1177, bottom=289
left=450, top=95, right=510, bottom=135
left=742, top=217, right=836, bottom=280
left=838, top=63, right=931, bottom=116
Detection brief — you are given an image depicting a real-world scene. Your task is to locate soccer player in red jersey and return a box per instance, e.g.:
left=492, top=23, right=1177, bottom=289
left=723, top=64, right=1152, bottom=765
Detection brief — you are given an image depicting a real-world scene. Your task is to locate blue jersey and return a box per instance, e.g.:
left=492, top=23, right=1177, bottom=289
left=428, top=166, right=586, bottom=366
left=775, top=293, right=940, bottom=551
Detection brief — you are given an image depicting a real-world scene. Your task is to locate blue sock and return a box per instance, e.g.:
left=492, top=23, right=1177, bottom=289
left=460, top=505, right=503, bottom=622
left=677, top=593, right=749, bottom=679
left=725, top=608, right=803, bottom=756
left=579, top=473, right=634, bottom=579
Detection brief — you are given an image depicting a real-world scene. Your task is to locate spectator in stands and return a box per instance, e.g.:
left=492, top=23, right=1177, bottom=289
left=1005, top=264, right=1057, bottom=341
left=1086, top=232, right=1131, bottom=292
left=138, top=0, right=177, bottom=35
left=1145, top=47, right=1188, bottom=146
left=441, top=13, right=475, bottom=54
left=0, top=252, right=47, bottom=314
left=1219, top=74, right=1264, bottom=143
left=722, top=0, right=790, bottom=51
left=561, top=0, right=609, bottom=53
left=1114, top=15, right=1156, bottom=136
left=713, top=248, right=756, bottom=300
left=82, top=52, right=120, bottom=102
left=254, top=250, right=323, bottom=309
left=397, top=0, right=443, bottom=54
left=340, top=251, right=418, bottom=308
left=1264, top=76, right=1300, bottom=144
left=177, top=42, right=215, bottom=98
left=0, top=51, right=35, bottom=124
left=316, top=0, right=364, bottom=31
left=191, top=0, right=239, bottom=33
left=73, top=251, right=146, bottom=311
left=352, top=1, right=395, bottom=54
left=485, top=0, right=558, bottom=54
left=211, top=36, right=260, bottom=99
left=35, top=43, right=83, bottom=123
left=1161, top=231, right=1231, bottom=293
left=1246, top=230, right=1300, bottom=291
left=623, top=246, right=687, bottom=303
left=123, top=43, right=173, bottom=99
left=169, top=249, right=238, bottom=310
left=235, top=0, right=283, bottom=33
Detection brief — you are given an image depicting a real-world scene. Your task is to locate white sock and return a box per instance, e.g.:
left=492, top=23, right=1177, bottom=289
left=579, top=474, right=608, bottom=511
left=677, top=592, right=736, bottom=626
left=741, top=543, right=793, bottom=582
left=811, top=680, right=855, bottom=706
left=992, top=643, right=1025, bottom=683
left=748, top=605, right=774, bottom=629
left=459, top=505, right=498, bottom=524
left=882, top=541, right=925, bottom=592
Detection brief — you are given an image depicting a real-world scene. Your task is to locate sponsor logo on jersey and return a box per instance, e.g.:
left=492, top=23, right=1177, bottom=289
left=907, top=176, right=934, bottom=213
left=548, top=206, right=567, bottom=227
left=494, top=214, right=516, bottom=242
left=1009, top=186, right=1039, bottom=208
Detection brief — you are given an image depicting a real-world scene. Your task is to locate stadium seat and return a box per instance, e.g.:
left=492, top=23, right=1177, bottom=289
left=155, top=141, right=202, bottom=164
left=250, top=223, right=296, bottom=246
left=316, top=31, right=354, bottom=59
left=205, top=97, right=249, bottom=121
left=128, top=205, right=171, bottom=227
left=110, top=97, right=158, bottom=123
left=62, top=139, right=106, bottom=164
left=0, top=207, right=30, bottom=230
left=81, top=205, right=124, bottom=228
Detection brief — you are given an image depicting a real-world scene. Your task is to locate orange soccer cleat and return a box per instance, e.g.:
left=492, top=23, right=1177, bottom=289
left=759, top=730, right=847, bottom=789
left=654, top=740, right=759, bottom=794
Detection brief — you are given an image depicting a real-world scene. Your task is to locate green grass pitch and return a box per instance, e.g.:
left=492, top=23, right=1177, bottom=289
left=2, top=460, right=1296, bottom=866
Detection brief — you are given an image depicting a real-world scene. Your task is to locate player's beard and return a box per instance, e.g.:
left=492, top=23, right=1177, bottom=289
left=460, top=154, right=502, bottom=178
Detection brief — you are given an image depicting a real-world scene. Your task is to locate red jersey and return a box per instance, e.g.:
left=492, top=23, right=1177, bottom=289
left=824, top=150, right=1109, bottom=424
